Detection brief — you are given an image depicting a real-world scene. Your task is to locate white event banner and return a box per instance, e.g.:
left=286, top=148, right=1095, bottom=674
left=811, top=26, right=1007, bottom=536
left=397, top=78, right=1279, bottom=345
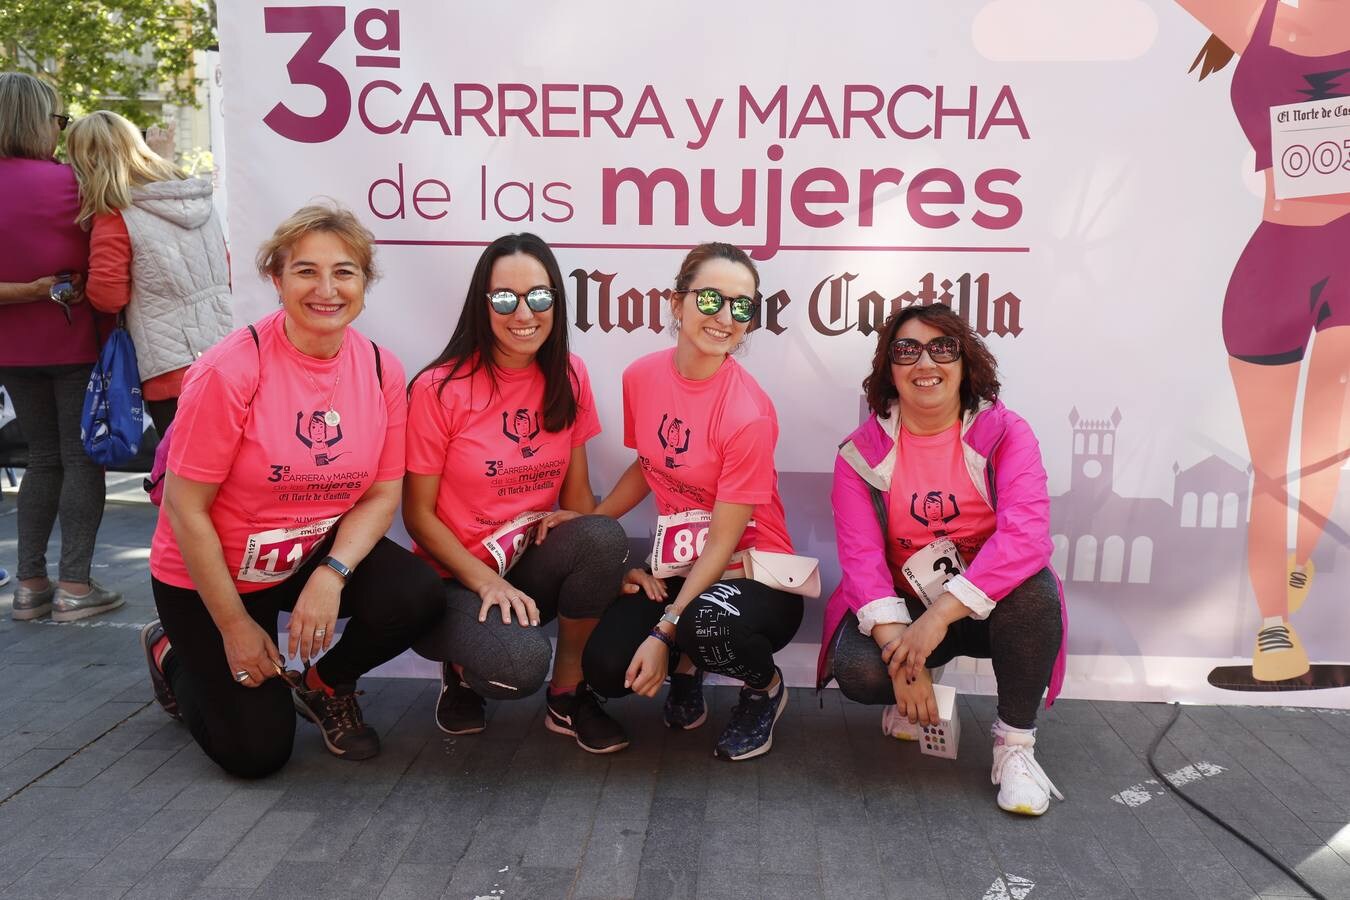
left=220, top=1, right=1350, bottom=706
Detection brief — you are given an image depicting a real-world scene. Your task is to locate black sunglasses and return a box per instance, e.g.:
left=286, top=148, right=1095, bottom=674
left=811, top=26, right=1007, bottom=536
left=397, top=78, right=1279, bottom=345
left=51, top=114, right=71, bottom=131
left=890, top=336, right=962, bottom=365
left=676, top=287, right=758, bottom=324
left=488, top=287, right=556, bottom=315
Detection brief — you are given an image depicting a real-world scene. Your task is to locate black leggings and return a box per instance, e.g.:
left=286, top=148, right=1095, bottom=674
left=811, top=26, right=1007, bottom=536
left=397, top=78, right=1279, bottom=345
left=584, top=577, right=803, bottom=695
left=152, top=537, right=443, bottom=779
left=829, top=568, right=1062, bottom=729
left=412, top=515, right=630, bottom=699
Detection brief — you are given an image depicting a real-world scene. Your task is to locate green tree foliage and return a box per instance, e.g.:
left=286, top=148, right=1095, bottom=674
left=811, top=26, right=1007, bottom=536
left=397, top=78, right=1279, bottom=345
left=0, top=1, right=216, bottom=127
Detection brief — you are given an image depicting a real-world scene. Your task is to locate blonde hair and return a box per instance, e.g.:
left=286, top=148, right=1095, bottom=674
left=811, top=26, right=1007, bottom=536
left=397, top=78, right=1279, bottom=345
left=255, top=201, right=379, bottom=284
left=67, top=111, right=185, bottom=225
left=0, top=72, right=61, bottom=160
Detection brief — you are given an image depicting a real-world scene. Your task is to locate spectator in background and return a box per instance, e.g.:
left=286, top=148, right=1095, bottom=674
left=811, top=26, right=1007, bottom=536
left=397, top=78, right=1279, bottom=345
left=0, top=72, right=121, bottom=623
left=68, top=110, right=232, bottom=435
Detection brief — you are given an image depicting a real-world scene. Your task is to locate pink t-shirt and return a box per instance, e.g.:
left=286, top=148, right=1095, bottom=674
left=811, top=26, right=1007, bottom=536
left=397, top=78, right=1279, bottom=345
left=150, top=310, right=408, bottom=593
left=405, top=354, right=601, bottom=575
left=884, top=423, right=997, bottom=584
left=622, top=348, right=793, bottom=555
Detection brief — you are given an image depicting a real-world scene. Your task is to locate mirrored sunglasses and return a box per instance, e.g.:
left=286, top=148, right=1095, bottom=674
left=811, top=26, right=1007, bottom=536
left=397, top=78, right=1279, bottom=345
left=889, top=336, right=962, bottom=365
left=680, top=287, right=758, bottom=324
left=488, top=287, right=556, bottom=315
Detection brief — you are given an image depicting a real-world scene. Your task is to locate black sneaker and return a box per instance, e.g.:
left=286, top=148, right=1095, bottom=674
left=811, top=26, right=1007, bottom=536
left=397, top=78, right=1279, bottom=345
left=663, top=668, right=707, bottom=730
left=139, top=619, right=180, bottom=721
left=436, top=662, right=486, bottom=735
left=545, top=683, right=629, bottom=754
left=714, top=668, right=788, bottom=762
left=292, top=672, right=380, bottom=760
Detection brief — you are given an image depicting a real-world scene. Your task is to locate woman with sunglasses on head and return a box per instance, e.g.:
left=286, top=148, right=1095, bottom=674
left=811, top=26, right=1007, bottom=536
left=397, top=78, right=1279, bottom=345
left=403, top=234, right=631, bottom=753
left=821, top=304, right=1067, bottom=815
left=0, top=72, right=123, bottom=623
left=143, top=203, right=444, bottom=777
left=581, top=242, right=803, bottom=762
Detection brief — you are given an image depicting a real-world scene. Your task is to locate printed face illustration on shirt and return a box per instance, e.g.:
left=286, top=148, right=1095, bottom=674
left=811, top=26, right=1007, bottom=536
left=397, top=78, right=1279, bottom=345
left=658, top=413, right=692, bottom=468
left=911, top=490, right=960, bottom=537
left=501, top=408, right=544, bottom=458
left=295, top=410, right=346, bottom=466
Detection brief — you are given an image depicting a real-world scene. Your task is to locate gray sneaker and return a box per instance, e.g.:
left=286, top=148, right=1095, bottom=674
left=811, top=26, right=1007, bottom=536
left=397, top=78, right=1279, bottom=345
left=12, top=583, right=55, bottom=620
left=52, top=581, right=124, bottom=622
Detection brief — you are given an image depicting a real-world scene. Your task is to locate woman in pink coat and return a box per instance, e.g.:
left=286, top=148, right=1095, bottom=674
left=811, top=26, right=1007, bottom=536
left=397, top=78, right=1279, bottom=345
left=820, top=303, right=1067, bottom=816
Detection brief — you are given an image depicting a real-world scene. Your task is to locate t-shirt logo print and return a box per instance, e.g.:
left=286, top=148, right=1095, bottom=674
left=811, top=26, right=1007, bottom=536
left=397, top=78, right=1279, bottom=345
left=911, top=490, right=960, bottom=538
left=658, top=413, right=692, bottom=469
left=502, top=408, right=545, bottom=458
left=295, top=410, right=346, bottom=466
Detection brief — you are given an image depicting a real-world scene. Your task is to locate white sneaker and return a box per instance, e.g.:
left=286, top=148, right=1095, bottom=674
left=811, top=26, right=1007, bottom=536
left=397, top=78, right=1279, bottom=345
left=881, top=704, right=920, bottom=740
left=991, top=721, right=1063, bottom=816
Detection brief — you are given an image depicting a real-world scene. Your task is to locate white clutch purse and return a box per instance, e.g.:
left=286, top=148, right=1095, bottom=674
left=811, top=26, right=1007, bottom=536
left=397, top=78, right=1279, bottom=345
left=743, top=548, right=822, bottom=598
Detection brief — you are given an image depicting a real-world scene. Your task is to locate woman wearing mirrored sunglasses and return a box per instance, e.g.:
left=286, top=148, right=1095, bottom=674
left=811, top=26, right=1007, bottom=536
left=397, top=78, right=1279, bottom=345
left=820, top=303, right=1068, bottom=815
left=403, top=233, right=631, bottom=753
left=580, top=242, right=803, bottom=762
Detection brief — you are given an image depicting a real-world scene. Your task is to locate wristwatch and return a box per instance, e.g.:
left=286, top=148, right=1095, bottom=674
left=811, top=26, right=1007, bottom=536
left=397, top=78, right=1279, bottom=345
left=320, top=555, right=352, bottom=582
left=659, top=604, right=680, bottom=628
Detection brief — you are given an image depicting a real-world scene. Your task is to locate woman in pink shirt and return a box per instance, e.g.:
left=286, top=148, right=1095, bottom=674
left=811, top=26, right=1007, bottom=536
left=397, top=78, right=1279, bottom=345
left=403, top=234, right=630, bottom=754
left=141, top=204, right=443, bottom=777
left=822, top=304, right=1067, bottom=815
left=582, top=242, right=803, bottom=762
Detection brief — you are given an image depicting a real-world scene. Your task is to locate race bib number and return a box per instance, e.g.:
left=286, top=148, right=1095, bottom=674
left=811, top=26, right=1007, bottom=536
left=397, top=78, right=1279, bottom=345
left=482, top=511, right=550, bottom=576
left=650, top=509, right=757, bottom=579
left=900, top=537, right=966, bottom=608
left=1271, top=98, right=1350, bottom=200
left=237, top=515, right=339, bottom=584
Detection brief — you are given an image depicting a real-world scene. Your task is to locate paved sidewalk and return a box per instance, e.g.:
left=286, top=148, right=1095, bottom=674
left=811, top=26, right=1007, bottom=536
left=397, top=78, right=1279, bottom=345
left=0, top=490, right=1348, bottom=899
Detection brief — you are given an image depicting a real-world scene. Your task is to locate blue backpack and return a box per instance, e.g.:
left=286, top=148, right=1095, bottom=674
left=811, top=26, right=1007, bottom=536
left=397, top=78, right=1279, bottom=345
left=81, top=322, right=143, bottom=466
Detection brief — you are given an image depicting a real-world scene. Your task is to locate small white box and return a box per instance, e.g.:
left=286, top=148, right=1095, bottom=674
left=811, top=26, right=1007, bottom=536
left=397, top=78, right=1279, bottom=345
left=919, top=684, right=960, bottom=759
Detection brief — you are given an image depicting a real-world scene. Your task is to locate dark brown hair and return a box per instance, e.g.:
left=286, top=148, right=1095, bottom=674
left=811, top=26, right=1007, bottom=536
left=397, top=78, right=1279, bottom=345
left=863, top=304, right=1001, bottom=418
left=1190, top=34, right=1234, bottom=80
left=673, top=242, right=760, bottom=294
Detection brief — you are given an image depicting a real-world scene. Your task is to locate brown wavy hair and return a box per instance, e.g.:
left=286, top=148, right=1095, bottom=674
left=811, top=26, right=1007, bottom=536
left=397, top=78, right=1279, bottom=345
left=1190, top=34, right=1234, bottom=81
left=862, top=304, right=1001, bottom=419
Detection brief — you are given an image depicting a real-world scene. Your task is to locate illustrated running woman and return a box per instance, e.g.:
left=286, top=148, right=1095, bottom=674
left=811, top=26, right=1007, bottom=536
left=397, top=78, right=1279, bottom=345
left=295, top=410, right=345, bottom=466
left=657, top=413, right=691, bottom=468
left=502, top=408, right=543, bottom=458
left=911, top=491, right=960, bottom=538
left=1176, top=0, right=1350, bottom=682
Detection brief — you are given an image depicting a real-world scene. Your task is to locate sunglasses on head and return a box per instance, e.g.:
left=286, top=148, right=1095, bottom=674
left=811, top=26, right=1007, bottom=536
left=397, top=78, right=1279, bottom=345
left=51, top=114, right=71, bottom=131
left=487, top=287, right=556, bottom=315
left=889, top=336, right=962, bottom=366
left=677, top=287, right=758, bottom=324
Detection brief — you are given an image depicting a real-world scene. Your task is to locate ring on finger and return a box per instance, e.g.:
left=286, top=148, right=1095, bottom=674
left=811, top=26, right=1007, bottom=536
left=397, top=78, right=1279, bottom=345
left=234, top=670, right=251, bottom=683
left=314, top=627, right=326, bottom=637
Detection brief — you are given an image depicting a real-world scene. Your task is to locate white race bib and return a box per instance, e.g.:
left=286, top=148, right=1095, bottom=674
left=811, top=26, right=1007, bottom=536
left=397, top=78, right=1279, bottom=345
left=650, top=509, right=756, bottom=579
left=1270, top=98, right=1350, bottom=200
left=900, top=537, right=966, bottom=608
left=237, top=515, right=340, bottom=584
left=482, top=511, right=550, bottom=576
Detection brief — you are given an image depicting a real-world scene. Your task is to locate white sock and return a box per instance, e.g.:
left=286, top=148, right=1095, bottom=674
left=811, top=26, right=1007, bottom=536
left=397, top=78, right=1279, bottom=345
left=1262, top=616, right=1286, bottom=629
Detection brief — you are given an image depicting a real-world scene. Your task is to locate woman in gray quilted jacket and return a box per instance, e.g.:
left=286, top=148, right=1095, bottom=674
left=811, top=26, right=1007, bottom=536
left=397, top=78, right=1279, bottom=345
left=68, top=110, right=232, bottom=435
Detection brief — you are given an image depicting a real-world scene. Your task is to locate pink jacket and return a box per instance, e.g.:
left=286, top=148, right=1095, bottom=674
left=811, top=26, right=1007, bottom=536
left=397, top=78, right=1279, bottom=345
left=817, top=399, right=1067, bottom=705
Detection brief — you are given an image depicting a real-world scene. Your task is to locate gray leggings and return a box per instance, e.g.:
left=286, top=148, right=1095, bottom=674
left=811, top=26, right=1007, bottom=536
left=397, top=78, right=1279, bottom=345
left=412, top=515, right=630, bottom=699
left=0, top=365, right=105, bottom=582
left=830, top=568, right=1062, bottom=729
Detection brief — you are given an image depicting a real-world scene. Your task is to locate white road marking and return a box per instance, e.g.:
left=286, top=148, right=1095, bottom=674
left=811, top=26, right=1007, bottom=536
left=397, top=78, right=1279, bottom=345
left=1110, top=762, right=1226, bottom=807
left=983, top=873, right=1035, bottom=900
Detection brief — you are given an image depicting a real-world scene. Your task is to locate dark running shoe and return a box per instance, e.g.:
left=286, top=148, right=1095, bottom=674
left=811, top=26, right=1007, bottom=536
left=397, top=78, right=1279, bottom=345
left=139, top=619, right=180, bottom=721
left=714, top=668, right=788, bottom=762
left=545, top=683, right=629, bottom=754
left=292, top=673, right=380, bottom=760
left=663, top=668, right=707, bottom=730
left=436, top=663, right=486, bottom=735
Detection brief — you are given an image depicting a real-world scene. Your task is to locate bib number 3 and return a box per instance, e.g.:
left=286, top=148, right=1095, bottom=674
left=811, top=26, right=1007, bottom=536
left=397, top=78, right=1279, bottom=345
left=482, top=511, right=550, bottom=577
left=900, top=537, right=966, bottom=608
left=237, top=516, right=340, bottom=584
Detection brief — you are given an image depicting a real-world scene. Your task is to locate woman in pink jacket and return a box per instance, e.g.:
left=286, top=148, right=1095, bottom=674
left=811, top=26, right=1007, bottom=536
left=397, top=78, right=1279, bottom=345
left=820, top=304, right=1067, bottom=816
